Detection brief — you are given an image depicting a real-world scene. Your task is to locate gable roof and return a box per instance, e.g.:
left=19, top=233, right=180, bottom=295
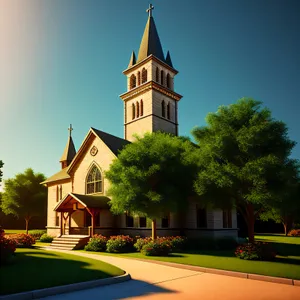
left=53, top=193, right=110, bottom=211
left=41, top=167, right=70, bottom=185
left=91, top=128, right=131, bottom=156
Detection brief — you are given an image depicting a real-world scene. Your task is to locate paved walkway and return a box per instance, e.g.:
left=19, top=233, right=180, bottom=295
left=43, top=250, right=300, bottom=300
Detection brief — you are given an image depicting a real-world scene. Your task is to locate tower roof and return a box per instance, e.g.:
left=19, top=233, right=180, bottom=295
left=128, top=51, right=136, bottom=68
left=60, top=125, right=76, bottom=163
left=165, top=51, right=173, bottom=68
left=137, top=16, right=165, bottom=63
left=60, top=136, right=76, bottom=163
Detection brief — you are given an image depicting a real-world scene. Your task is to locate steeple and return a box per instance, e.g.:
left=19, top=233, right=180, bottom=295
left=120, top=5, right=182, bottom=142
left=60, top=124, right=76, bottom=169
left=137, top=4, right=165, bottom=63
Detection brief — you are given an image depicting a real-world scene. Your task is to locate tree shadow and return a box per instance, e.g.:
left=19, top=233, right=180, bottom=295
left=255, top=240, right=300, bottom=257
left=0, top=249, right=176, bottom=299
left=50, top=279, right=177, bottom=300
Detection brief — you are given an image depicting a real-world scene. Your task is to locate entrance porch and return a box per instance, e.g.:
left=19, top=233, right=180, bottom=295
left=53, top=193, right=114, bottom=237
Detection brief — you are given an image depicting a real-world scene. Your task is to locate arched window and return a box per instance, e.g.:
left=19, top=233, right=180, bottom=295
left=132, top=103, right=135, bottom=120
left=142, top=68, right=147, bottom=83
left=130, top=74, right=136, bottom=89
left=140, top=100, right=143, bottom=116
left=167, top=102, right=171, bottom=120
left=137, top=71, right=141, bottom=86
left=166, top=73, right=170, bottom=88
left=136, top=101, right=139, bottom=118
left=162, top=100, right=166, bottom=118
left=160, top=70, right=164, bottom=85
left=86, top=165, right=102, bottom=194
left=156, top=67, right=159, bottom=82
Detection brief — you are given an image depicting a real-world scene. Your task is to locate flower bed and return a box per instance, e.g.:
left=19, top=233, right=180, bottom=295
left=85, top=234, right=108, bottom=252
left=235, top=242, right=276, bottom=261
left=288, top=229, right=300, bottom=237
left=106, top=235, right=134, bottom=253
left=7, top=233, right=36, bottom=248
left=0, top=229, right=17, bottom=264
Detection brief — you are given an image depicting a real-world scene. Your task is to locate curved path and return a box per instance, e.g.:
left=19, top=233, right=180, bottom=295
left=43, top=250, right=300, bottom=300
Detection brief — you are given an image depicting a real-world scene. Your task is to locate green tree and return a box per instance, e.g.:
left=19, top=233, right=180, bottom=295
left=1, top=168, right=47, bottom=233
left=105, top=132, right=199, bottom=240
left=192, top=98, right=297, bottom=243
left=259, top=166, right=300, bottom=235
left=0, top=160, right=3, bottom=186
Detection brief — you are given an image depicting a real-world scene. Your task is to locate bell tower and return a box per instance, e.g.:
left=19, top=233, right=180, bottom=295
left=120, top=4, right=182, bottom=142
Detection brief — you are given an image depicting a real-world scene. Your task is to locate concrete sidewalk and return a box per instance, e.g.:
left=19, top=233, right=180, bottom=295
left=43, top=250, right=300, bottom=300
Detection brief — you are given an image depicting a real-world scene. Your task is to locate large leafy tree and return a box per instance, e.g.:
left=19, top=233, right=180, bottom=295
left=1, top=168, right=47, bottom=233
left=192, top=98, right=297, bottom=243
left=105, top=132, right=199, bottom=240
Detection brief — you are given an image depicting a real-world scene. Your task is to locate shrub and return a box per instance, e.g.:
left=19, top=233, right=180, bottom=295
left=168, top=236, right=187, bottom=251
left=85, top=235, right=108, bottom=252
left=141, top=240, right=172, bottom=256
left=134, top=237, right=152, bottom=252
left=235, top=242, right=276, bottom=261
left=39, top=234, right=54, bottom=243
left=8, top=233, right=35, bottom=248
left=0, top=229, right=17, bottom=264
left=29, top=230, right=47, bottom=240
left=288, top=229, right=300, bottom=237
left=106, top=235, right=134, bottom=253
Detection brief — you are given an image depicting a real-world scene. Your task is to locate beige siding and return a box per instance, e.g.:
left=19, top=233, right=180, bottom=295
left=46, top=180, right=72, bottom=233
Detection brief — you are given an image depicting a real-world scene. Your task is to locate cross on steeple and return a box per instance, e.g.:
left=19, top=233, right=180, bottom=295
left=68, top=124, right=73, bottom=137
left=146, top=4, right=154, bottom=17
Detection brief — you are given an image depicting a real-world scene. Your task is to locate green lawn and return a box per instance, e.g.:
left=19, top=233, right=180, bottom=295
left=78, top=234, right=300, bottom=280
left=3, top=229, right=27, bottom=235
left=0, top=248, right=125, bottom=296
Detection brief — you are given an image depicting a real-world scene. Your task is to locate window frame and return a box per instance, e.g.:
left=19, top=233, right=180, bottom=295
left=86, top=165, right=103, bottom=195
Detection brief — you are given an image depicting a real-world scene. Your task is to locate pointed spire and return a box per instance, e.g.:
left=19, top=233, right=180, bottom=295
left=128, top=51, right=136, bottom=68
left=137, top=7, right=165, bottom=63
left=60, top=124, right=76, bottom=168
left=165, top=51, right=173, bottom=68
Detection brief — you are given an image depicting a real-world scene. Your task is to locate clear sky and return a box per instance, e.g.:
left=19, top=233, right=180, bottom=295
left=0, top=0, right=299, bottom=187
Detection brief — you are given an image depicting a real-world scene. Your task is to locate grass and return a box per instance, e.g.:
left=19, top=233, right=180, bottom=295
left=0, top=248, right=125, bottom=296
left=78, top=234, right=300, bottom=280
left=3, top=229, right=27, bottom=235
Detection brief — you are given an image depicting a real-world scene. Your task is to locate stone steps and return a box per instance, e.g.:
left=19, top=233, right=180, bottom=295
left=48, top=235, right=90, bottom=250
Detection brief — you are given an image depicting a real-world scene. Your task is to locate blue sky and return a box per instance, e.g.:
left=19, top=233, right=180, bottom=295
left=0, top=0, right=299, bottom=186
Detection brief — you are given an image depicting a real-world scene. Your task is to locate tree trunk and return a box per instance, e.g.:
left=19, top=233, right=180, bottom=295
left=151, top=219, right=157, bottom=240
left=283, top=223, right=287, bottom=236
left=246, top=203, right=255, bottom=243
left=25, top=219, right=29, bottom=234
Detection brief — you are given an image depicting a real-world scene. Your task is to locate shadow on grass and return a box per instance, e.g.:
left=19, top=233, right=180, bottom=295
left=0, top=249, right=176, bottom=298
left=255, top=240, right=300, bottom=257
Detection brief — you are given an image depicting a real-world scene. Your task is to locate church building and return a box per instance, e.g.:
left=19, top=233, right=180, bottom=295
left=42, top=6, right=238, bottom=243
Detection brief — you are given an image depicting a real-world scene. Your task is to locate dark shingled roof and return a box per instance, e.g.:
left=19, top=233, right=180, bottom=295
left=91, top=128, right=131, bottom=156
left=71, top=193, right=110, bottom=209
left=41, top=167, right=70, bottom=184
left=137, top=16, right=165, bottom=63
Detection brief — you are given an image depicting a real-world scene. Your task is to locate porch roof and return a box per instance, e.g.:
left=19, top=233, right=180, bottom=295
left=54, top=193, right=110, bottom=212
